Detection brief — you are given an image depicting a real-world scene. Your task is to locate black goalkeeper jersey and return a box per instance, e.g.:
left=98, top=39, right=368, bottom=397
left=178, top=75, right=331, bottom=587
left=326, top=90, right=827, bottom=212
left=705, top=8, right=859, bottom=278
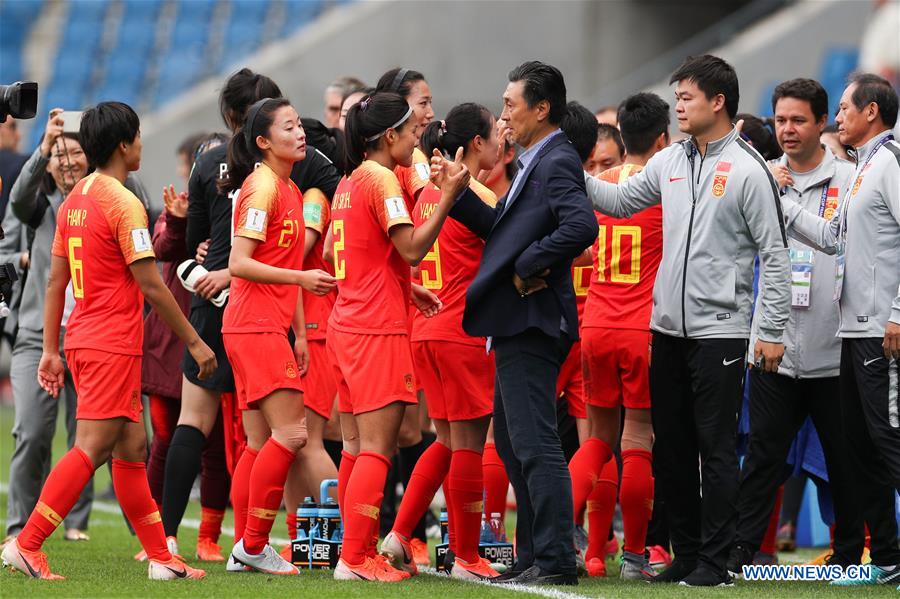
left=186, top=143, right=340, bottom=308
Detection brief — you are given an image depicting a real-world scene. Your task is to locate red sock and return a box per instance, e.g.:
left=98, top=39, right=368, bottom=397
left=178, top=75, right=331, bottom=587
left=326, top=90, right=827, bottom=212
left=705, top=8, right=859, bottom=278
left=147, top=395, right=177, bottom=508
left=448, top=449, right=484, bottom=564
left=337, top=450, right=357, bottom=523
left=393, top=442, right=451, bottom=539
left=620, top=449, right=653, bottom=555
left=759, top=485, right=782, bottom=555
left=18, top=448, right=95, bottom=552
left=585, top=457, right=618, bottom=562
left=199, top=507, right=225, bottom=543
left=112, top=459, right=172, bottom=562
left=243, top=438, right=296, bottom=554
left=568, top=438, right=613, bottom=517
left=341, top=452, right=391, bottom=565
left=482, top=443, right=509, bottom=520
left=285, top=511, right=298, bottom=540
left=231, top=446, right=259, bottom=543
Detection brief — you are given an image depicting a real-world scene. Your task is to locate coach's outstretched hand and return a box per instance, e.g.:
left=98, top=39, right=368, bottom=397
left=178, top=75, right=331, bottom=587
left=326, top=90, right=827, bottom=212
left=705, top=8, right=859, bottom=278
left=430, top=147, right=467, bottom=190
left=298, top=269, right=337, bottom=295
left=189, top=339, right=218, bottom=380
left=37, top=351, right=65, bottom=399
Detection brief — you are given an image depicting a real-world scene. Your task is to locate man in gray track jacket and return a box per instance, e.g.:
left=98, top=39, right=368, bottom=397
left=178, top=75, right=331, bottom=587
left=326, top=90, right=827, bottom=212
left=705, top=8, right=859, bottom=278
left=585, top=55, right=790, bottom=587
left=778, top=74, right=900, bottom=585
left=727, top=79, right=863, bottom=576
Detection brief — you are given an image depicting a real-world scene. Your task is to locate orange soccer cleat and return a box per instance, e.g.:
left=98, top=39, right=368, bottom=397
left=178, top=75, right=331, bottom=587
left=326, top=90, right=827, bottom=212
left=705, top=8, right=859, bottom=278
left=1, top=539, right=65, bottom=580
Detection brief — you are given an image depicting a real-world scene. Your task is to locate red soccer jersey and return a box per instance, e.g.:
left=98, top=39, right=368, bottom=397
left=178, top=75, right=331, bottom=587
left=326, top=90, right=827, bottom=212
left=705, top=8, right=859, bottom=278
left=51, top=173, right=155, bottom=355
left=572, top=263, right=591, bottom=325
left=394, top=147, right=431, bottom=211
left=582, top=164, right=663, bottom=331
left=301, top=187, right=336, bottom=341
left=222, top=163, right=304, bottom=334
left=411, top=178, right=496, bottom=345
left=329, top=160, right=414, bottom=335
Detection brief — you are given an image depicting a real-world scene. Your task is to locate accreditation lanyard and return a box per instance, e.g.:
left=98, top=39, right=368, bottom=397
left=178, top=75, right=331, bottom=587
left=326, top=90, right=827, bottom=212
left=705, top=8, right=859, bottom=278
left=833, top=133, right=894, bottom=302
left=790, top=180, right=832, bottom=309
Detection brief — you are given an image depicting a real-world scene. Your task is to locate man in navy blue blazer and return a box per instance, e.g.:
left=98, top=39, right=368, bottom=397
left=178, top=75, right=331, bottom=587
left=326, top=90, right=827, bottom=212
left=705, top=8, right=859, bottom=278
left=431, top=61, right=598, bottom=585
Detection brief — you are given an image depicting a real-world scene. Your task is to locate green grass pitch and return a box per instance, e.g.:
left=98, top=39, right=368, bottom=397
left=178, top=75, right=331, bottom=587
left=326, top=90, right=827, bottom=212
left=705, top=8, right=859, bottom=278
left=0, top=404, right=893, bottom=597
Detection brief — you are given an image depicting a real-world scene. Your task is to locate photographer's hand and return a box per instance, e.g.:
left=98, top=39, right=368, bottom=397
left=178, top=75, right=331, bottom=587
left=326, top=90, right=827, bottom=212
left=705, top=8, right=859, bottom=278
left=39, top=109, right=64, bottom=158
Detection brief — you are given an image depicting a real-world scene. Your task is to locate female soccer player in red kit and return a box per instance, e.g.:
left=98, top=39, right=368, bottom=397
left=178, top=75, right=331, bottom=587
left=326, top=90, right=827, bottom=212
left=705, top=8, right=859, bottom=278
left=219, top=97, right=336, bottom=575
left=1, top=102, right=216, bottom=581
left=381, top=104, right=502, bottom=581
left=329, top=92, right=470, bottom=582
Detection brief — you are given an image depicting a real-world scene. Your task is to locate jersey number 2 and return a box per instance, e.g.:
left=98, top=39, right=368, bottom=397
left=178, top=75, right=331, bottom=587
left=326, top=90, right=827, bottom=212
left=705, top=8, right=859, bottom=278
left=332, top=219, right=345, bottom=279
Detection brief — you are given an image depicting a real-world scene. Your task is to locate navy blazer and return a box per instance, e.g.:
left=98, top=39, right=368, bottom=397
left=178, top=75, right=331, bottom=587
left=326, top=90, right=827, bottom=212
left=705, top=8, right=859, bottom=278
left=451, top=132, right=598, bottom=340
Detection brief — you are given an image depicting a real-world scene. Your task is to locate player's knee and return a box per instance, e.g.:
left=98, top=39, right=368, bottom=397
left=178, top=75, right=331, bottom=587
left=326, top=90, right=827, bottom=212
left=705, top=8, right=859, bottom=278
left=272, top=421, right=308, bottom=453
left=620, top=413, right=653, bottom=452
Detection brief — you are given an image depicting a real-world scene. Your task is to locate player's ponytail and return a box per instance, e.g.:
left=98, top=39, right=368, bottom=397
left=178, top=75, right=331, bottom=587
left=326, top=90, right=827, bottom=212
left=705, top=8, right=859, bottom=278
left=219, top=97, right=290, bottom=193
left=420, top=103, right=493, bottom=159
left=343, top=92, right=411, bottom=176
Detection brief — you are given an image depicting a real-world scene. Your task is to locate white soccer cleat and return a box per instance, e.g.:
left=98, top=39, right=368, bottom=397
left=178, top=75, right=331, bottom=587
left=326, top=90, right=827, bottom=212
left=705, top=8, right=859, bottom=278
left=148, top=557, right=206, bottom=580
left=226, top=553, right=251, bottom=573
left=380, top=531, right=418, bottom=575
left=229, top=539, right=299, bottom=575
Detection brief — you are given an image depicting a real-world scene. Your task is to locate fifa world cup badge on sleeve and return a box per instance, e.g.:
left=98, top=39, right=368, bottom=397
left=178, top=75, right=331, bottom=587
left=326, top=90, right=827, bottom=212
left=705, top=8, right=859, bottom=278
left=712, top=161, right=731, bottom=198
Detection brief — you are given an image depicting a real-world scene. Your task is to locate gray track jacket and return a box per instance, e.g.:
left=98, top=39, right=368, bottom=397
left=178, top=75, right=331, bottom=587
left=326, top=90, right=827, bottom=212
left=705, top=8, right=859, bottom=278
left=586, top=128, right=791, bottom=342
left=781, top=131, right=900, bottom=338
left=750, top=147, right=855, bottom=377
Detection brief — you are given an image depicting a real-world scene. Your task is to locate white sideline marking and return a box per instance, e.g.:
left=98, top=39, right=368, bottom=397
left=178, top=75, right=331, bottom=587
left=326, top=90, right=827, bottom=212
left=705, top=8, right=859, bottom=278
left=420, top=566, right=599, bottom=599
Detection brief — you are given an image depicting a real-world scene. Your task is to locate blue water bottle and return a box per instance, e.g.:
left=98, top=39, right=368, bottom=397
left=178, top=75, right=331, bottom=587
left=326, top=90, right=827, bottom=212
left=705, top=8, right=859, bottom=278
left=319, top=479, right=341, bottom=541
left=297, top=497, right=318, bottom=540
left=479, top=513, right=494, bottom=544
left=317, top=498, right=341, bottom=541
left=439, top=508, right=449, bottom=544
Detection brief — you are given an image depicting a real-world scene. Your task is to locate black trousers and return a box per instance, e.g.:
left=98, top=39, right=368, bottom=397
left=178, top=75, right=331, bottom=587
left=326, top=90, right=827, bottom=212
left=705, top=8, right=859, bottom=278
left=649, top=333, right=746, bottom=572
left=840, top=338, right=900, bottom=566
left=492, top=328, right=575, bottom=575
left=736, top=370, right=863, bottom=565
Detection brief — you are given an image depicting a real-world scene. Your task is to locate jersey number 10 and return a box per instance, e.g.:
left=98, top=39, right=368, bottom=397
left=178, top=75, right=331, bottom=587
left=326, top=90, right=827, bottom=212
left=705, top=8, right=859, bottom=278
left=596, top=224, right=641, bottom=284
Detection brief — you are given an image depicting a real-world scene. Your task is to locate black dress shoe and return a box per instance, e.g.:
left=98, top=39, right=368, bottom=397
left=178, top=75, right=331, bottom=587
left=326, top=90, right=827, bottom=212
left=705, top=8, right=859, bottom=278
left=649, top=559, right=697, bottom=583
left=492, top=565, right=528, bottom=582
left=443, top=548, right=455, bottom=574
left=492, top=564, right=578, bottom=586
left=679, top=565, right=734, bottom=587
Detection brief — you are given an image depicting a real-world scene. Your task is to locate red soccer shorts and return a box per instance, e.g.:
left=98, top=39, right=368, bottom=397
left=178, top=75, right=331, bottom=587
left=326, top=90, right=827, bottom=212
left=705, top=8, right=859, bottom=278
left=66, top=348, right=142, bottom=422
left=326, top=329, right=417, bottom=415
left=581, top=327, right=652, bottom=410
left=557, top=340, right=586, bottom=419
left=412, top=340, right=494, bottom=422
left=223, top=332, right=303, bottom=411
left=301, top=339, right=337, bottom=419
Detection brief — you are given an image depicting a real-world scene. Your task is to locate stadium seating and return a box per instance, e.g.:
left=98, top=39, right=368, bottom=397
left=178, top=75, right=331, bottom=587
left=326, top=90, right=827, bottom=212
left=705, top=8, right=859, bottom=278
left=217, top=0, right=272, bottom=72
left=819, top=47, right=859, bottom=121
left=0, top=0, right=43, bottom=84
left=6, top=0, right=342, bottom=144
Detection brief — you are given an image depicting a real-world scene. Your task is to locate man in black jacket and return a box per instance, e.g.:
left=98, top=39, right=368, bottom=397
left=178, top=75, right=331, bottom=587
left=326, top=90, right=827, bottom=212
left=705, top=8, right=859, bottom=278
left=432, top=61, right=597, bottom=585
